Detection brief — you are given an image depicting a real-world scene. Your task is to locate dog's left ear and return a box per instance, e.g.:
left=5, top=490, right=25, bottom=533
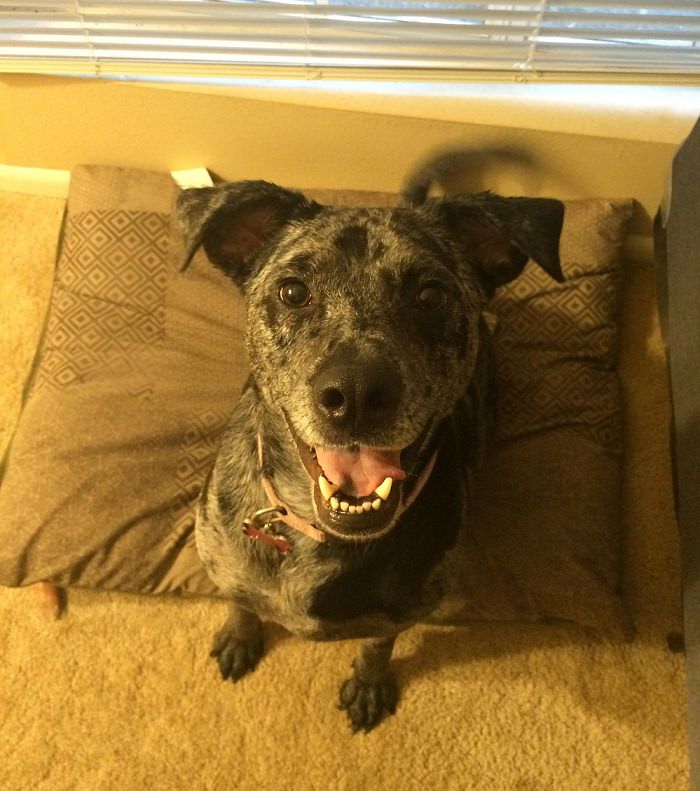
left=176, top=180, right=318, bottom=287
left=437, top=194, right=565, bottom=291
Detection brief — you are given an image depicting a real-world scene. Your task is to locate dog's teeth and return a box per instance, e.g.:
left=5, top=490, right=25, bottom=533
left=318, top=475, right=339, bottom=501
left=374, top=477, right=393, bottom=501
left=349, top=505, right=357, bottom=514
left=330, top=496, right=339, bottom=511
left=340, top=501, right=350, bottom=512
left=372, top=498, right=382, bottom=511
left=362, top=501, right=372, bottom=512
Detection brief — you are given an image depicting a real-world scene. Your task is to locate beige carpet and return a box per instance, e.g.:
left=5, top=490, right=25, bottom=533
left=0, top=190, right=689, bottom=790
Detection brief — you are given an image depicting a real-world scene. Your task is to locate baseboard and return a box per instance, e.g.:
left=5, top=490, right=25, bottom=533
left=0, top=164, right=70, bottom=197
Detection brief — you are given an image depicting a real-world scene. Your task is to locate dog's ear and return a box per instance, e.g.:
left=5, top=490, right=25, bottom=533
left=437, top=193, right=565, bottom=292
left=176, top=180, right=318, bottom=285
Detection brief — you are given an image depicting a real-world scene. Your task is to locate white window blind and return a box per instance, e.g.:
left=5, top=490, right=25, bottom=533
left=0, top=1, right=699, bottom=83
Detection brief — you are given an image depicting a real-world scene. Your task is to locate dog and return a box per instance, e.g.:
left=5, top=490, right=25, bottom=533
left=176, top=154, right=565, bottom=732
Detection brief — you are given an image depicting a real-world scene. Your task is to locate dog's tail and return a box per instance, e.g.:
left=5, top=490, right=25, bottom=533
left=400, top=147, right=535, bottom=207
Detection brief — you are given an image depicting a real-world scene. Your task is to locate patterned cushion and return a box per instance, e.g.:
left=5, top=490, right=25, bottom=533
left=0, top=166, right=633, bottom=638
left=0, top=167, right=244, bottom=594
left=34, top=210, right=170, bottom=395
left=490, top=200, right=624, bottom=450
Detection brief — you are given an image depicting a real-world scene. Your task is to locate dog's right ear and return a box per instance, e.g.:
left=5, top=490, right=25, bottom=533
left=177, top=180, right=318, bottom=286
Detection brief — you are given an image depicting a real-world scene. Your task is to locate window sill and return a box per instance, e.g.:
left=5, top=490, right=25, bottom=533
left=133, top=79, right=700, bottom=146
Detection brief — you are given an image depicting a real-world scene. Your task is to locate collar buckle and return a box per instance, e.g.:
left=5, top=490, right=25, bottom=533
left=243, top=506, right=293, bottom=555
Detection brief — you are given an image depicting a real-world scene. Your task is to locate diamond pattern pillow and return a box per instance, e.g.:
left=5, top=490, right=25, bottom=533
left=0, top=166, right=633, bottom=638
left=35, top=210, right=170, bottom=394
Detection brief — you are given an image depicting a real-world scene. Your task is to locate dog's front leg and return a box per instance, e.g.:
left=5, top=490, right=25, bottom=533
left=210, top=603, right=264, bottom=683
left=339, top=635, right=399, bottom=733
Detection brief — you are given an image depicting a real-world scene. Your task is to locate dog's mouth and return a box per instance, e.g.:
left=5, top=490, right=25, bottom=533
left=291, top=423, right=436, bottom=542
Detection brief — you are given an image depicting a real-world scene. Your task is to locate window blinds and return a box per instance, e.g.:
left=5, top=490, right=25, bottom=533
left=1, top=1, right=698, bottom=83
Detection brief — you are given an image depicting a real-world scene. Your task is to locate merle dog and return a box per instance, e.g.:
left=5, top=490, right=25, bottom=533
left=177, top=157, right=564, bottom=732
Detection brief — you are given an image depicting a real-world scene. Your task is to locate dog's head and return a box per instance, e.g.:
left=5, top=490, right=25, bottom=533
left=178, top=180, right=564, bottom=541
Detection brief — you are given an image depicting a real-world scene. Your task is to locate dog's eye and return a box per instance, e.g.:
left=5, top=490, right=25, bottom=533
left=415, top=283, right=448, bottom=310
left=279, top=280, right=311, bottom=308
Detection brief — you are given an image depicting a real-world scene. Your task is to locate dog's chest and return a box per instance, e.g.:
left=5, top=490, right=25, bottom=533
left=259, top=546, right=355, bottom=639
left=196, top=514, right=447, bottom=640
left=197, top=428, right=465, bottom=641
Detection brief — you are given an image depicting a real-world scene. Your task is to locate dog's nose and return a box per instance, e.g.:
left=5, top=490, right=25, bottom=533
left=312, top=358, right=402, bottom=434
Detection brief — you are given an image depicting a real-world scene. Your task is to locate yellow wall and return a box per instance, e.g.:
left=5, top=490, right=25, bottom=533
left=0, top=74, right=681, bottom=254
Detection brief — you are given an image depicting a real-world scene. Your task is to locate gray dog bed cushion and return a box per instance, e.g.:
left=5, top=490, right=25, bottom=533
left=0, top=165, right=634, bottom=639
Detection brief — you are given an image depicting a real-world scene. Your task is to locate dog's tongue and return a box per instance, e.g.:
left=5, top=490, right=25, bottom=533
left=316, top=446, right=406, bottom=498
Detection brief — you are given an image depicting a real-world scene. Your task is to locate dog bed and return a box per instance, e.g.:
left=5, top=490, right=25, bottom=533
left=0, top=165, right=633, bottom=638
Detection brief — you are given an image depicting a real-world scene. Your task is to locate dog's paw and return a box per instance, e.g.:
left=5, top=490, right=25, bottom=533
left=210, top=629, right=264, bottom=682
left=338, top=670, right=399, bottom=733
